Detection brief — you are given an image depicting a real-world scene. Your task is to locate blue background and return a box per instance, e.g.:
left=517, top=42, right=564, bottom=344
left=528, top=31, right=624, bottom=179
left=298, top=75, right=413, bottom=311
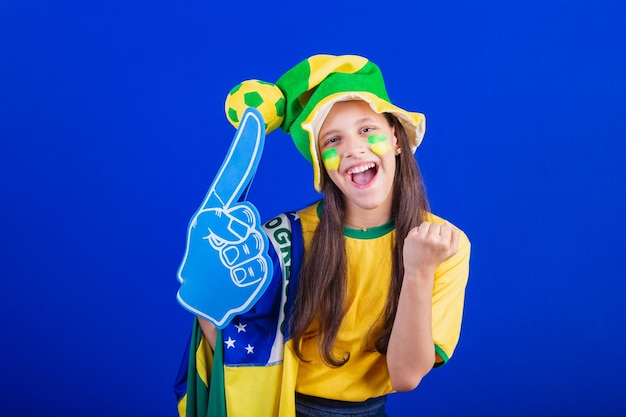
left=1, top=1, right=625, bottom=416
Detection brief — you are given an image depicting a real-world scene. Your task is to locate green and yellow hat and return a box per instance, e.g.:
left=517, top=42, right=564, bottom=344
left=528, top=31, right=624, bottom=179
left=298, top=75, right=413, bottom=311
left=224, top=54, right=426, bottom=192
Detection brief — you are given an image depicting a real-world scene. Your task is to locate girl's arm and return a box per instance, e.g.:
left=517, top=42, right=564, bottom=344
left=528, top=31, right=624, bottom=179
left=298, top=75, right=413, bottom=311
left=386, top=221, right=460, bottom=391
left=198, top=317, right=218, bottom=350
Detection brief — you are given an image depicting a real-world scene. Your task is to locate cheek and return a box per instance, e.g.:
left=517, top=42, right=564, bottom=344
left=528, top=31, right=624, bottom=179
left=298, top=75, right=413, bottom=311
left=322, top=148, right=341, bottom=171
left=368, top=134, right=392, bottom=156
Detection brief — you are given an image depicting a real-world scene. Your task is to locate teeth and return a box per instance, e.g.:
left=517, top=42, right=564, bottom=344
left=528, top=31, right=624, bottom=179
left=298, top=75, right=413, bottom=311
left=347, top=163, right=375, bottom=175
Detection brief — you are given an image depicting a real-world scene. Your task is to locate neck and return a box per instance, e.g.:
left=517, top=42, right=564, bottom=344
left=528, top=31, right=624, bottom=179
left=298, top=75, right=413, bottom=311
left=344, top=206, right=392, bottom=231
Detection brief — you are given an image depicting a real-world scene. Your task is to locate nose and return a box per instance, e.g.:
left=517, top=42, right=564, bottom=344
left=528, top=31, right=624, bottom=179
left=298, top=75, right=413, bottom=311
left=342, top=134, right=367, bottom=159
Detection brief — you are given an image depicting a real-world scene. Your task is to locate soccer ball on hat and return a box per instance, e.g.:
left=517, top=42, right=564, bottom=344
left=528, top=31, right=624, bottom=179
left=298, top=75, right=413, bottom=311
left=225, top=80, right=286, bottom=134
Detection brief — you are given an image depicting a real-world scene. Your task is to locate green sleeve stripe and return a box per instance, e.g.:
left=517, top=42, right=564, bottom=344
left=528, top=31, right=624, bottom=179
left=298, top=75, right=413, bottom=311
left=434, top=344, right=449, bottom=368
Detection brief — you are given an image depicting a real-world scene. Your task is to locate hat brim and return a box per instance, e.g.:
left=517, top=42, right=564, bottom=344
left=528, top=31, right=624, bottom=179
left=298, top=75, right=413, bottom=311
left=300, top=92, right=426, bottom=192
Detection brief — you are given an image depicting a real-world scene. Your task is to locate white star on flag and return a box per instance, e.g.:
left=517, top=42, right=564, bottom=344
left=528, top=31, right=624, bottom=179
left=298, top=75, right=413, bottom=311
left=225, top=337, right=236, bottom=349
left=235, top=322, right=247, bottom=333
left=245, top=344, right=254, bottom=354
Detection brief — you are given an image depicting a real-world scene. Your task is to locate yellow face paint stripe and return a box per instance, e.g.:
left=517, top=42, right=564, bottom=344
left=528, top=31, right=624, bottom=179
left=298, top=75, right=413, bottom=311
left=322, top=148, right=341, bottom=171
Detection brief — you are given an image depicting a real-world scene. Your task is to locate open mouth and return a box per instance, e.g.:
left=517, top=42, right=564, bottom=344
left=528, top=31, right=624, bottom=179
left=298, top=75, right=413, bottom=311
left=347, top=162, right=378, bottom=186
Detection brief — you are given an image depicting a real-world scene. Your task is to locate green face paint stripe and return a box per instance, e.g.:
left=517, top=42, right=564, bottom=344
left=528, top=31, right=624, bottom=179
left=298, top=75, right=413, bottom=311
left=322, top=148, right=338, bottom=160
left=368, top=134, right=388, bottom=144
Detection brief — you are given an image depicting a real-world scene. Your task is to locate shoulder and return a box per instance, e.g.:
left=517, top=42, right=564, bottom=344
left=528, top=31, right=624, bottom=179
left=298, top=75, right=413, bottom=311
left=296, top=201, right=321, bottom=222
left=296, top=201, right=321, bottom=237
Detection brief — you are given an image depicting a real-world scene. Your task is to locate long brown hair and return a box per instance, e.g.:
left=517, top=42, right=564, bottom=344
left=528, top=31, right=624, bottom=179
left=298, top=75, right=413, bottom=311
left=289, top=113, right=430, bottom=366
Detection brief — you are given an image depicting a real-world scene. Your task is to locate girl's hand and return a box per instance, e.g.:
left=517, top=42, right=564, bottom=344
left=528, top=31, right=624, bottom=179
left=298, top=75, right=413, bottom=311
left=403, top=221, right=460, bottom=280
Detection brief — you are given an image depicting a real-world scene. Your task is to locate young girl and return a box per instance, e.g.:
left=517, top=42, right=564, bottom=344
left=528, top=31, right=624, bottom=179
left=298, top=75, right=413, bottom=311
left=175, top=54, right=471, bottom=417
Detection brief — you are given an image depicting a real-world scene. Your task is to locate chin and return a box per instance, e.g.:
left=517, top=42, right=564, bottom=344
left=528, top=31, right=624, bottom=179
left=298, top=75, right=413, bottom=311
left=347, top=190, right=392, bottom=211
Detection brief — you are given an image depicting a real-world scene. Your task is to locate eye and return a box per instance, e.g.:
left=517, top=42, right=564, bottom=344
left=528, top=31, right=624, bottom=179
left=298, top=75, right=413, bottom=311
left=324, top=136, right=340, bottom=146
left=360, top=126, right=375, bottom=134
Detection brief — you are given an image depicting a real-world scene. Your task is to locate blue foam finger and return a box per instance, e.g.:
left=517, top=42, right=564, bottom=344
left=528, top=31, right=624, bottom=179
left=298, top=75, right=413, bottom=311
left=176, top=109, right=274, bottom=328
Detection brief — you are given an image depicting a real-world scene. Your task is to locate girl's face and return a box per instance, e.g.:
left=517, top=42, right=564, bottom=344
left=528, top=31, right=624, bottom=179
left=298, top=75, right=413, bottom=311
left=318, top=100, right=399, bottom=221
